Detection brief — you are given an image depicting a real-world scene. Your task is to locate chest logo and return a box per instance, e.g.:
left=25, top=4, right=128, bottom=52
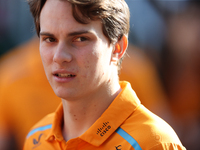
left=96, top=121, right=111, bottom=137
left=33, top=133, right=43, bottom=145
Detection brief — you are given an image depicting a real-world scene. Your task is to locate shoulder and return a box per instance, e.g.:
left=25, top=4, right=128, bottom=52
left=121, top=105, right=185, bottom=149
left=24, top=113, right=55, bottom=149
left=27, top=113, right=54, bottom=138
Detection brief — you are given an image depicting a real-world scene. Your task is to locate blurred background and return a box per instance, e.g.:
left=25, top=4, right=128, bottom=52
left=0, top=0, right=200, bottom=150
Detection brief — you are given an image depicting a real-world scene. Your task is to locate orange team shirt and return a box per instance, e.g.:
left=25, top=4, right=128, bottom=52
left=24, top=81, right=186, bottom=150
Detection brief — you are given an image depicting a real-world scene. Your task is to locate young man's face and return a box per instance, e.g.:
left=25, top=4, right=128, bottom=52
left=39, top=0, right=117, bottom=100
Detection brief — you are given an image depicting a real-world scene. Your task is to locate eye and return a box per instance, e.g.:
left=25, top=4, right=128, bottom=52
left=74, top=37, right=89, bottom=42
left=43, top=37, right=56, bottom=43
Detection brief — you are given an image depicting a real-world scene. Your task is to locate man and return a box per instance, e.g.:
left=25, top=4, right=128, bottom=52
left=24, top=0, right=186, bottom=149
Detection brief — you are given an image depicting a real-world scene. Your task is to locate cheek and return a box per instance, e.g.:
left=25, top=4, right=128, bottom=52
left=80, top=51, right=99, bottom=74
left=39, top=47, right=53, bottom=78
left=40, top=47, right=52, bottom=66
left=83, top=53, right=92, bottom=68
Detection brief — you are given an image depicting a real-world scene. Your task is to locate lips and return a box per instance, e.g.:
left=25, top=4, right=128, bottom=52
left=52, top=70, right=76, bottom=79
left=52, top=71, right=76, bottom=83
left=55, top=73, right=76, bottom=78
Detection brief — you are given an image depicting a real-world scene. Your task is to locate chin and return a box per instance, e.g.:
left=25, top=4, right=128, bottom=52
left=53, top=87, right=65, bottom=98
left=54, top=88, right=73, bottom=100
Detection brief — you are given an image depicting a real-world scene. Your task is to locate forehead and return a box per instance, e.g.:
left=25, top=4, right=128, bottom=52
left=40, top=0, right=102, bottom=34
left=41, top=0, right=73, bottom=22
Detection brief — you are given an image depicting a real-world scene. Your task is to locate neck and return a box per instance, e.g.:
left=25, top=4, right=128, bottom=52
left=61, top=80, right=121, bottom=141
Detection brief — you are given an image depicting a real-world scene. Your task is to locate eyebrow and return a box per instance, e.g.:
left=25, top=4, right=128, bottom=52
left=68, top=30, right=90, bottom=36
left=39, top=32, right=54, bottom=37
left=40, top=30, right=91, bottom=37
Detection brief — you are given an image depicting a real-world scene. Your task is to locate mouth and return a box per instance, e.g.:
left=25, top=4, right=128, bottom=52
left=54, top=73, right=76, bottom=78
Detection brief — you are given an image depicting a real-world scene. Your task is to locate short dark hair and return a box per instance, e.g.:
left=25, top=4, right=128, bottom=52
left=28, top=0, right=130, bottom=69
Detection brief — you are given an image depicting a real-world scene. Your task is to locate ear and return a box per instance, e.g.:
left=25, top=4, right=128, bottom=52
left=112, top=35, right=128, bottom=62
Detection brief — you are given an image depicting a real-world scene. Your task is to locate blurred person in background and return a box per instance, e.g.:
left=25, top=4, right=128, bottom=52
left=0, top=37, right=61, bottom=150
left=127, top=1, right=200, bottom=149
left=159, top=2, right=200, bottom=150
left=0, top=0, right=36, bottom=149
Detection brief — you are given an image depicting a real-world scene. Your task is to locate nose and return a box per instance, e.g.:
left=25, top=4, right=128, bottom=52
left=53, top=42, right=72, bottom=64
